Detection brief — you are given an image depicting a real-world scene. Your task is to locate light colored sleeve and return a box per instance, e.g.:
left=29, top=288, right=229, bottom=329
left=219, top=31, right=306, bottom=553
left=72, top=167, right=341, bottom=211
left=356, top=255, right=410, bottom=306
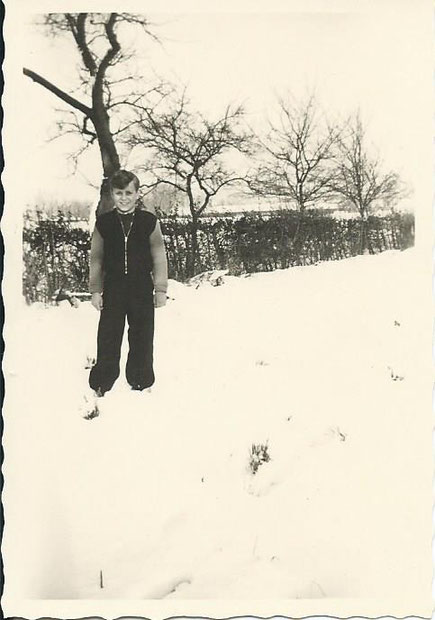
left=149, top=220, right=168, bottom=294
left=89, top=227, right=104, bottom=294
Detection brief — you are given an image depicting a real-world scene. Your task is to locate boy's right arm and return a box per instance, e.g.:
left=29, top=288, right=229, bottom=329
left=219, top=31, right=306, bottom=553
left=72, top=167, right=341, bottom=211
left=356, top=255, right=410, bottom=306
left=90, top=227, right=104, bottom=311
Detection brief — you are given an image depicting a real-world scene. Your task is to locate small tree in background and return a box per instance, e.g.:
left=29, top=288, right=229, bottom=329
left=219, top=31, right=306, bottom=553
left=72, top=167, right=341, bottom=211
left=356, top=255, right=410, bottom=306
left=330, top=112, right=406, bottom=252
left=126, top=94, right=253, bottom=276
left=248, top=94, right=340, bottom=213
left=247, top=94, right=341, bottom=255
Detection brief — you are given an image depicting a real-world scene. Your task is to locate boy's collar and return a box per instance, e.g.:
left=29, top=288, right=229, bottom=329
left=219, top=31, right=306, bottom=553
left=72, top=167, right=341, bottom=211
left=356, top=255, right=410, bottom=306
left=114, top=206, right=136, bottom=215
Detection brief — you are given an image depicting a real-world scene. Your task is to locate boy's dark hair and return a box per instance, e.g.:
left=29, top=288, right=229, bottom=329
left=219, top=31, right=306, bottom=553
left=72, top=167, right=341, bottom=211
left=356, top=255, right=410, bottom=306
left=110, top=169, right=140, bottom=191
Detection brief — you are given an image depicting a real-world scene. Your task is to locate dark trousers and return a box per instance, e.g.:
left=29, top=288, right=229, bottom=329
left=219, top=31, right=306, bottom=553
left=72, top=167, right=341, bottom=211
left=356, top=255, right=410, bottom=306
left=89, top=278, right=155, bottom=394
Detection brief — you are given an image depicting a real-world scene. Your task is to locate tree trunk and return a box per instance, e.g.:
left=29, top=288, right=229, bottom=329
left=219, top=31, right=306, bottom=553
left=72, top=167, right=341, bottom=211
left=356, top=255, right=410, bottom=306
left=359, top=208, right=372, bottom=255
left=93, top=110, right=121, bottom=217
left=187, top=215, right=200, bottom=278
left=190, top=224, right=199, bottom=278
left=22, top=68, right=121, bottom=218
left=291, top=207, right=306, bottom=264
left=212, top=228, right=226, bottom=269
left=360, top=219, right=368, bottom=255
left=96, top=178, right=113, bottom=217
left=186, top=181, right=199, bottom=277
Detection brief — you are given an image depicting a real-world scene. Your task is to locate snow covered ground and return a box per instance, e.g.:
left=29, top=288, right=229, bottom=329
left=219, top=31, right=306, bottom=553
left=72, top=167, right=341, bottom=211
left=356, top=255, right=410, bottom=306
left=2, top=249, right=431, bottom=607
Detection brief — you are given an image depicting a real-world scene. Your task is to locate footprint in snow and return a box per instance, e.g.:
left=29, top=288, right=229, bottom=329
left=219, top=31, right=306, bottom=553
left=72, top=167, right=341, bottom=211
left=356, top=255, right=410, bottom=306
left=309, top=425, right=347, bottom=447
left=145, top=575, right=192, bottom=598
left=80, top=394, right=101, bottom=420
left=244, top=463, right=281, bottom=497
left=295, top=580, right=327, bottom=599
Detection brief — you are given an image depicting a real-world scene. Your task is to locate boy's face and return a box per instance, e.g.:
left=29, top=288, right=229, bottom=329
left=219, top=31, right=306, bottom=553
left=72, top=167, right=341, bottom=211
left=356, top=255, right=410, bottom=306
left=112, top=181, right=139, bottom=212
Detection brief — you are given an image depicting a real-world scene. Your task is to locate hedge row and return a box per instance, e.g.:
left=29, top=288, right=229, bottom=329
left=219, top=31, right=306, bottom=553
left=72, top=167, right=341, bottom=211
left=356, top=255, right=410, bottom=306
left=23, top=209, right=414, bottom=303
left=162, top=211, right=414, bottom=278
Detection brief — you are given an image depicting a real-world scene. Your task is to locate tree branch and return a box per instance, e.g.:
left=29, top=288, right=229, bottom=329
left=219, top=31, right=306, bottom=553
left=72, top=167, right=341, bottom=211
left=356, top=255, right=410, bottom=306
left=83, top=116, right=97, bottom=142
left=94, top=13, right=121, bottom=95
left=141, top=178, right=186, bottom=195
left=73, top=13, right=98, bottom=76
left=23, top=68, right=92, bottom=117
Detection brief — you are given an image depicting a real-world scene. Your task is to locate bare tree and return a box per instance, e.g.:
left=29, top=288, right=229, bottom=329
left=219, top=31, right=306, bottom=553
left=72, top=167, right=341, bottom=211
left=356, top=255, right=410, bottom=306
left=330, top=112, right=405, bottom=252
left=331, top=112, right=404, bottom=218
left=248, top=94, right=340, bottom=213
left=126, top=94, right=252, bottom=275
left=23, top=12, right=168, bottom=215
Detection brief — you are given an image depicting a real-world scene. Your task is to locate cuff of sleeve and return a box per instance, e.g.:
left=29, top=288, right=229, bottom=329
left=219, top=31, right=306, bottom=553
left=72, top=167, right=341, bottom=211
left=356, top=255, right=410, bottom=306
left=154, top=286, right=168, bottom=294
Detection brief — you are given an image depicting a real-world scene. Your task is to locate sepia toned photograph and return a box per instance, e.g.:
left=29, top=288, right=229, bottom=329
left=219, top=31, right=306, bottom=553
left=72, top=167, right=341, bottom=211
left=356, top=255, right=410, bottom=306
left=2, top=0, right=432, bottom=618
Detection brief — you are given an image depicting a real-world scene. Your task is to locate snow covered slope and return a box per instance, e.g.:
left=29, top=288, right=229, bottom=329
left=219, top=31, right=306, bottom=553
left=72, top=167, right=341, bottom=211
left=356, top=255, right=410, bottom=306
left=2, top=249, right=431, bottom=604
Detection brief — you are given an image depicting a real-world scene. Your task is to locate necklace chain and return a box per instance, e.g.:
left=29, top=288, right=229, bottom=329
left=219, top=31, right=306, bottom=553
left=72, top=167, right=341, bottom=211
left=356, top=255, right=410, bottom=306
left=116, top=209, right=136, bottom=274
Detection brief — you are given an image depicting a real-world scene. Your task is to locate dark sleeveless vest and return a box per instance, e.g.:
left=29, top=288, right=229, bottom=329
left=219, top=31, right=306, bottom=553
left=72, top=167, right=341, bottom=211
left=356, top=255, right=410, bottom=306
left=95, top=208, right=157, bottom=285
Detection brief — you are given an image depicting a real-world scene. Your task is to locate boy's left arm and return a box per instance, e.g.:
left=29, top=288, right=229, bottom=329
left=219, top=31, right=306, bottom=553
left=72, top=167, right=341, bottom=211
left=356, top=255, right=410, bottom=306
left=149, top=220, right=168, bottom=308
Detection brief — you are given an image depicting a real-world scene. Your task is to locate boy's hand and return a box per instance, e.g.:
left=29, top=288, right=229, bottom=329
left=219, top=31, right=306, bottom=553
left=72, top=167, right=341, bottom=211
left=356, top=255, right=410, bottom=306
left=154, top=292, right=167, bottom=308
left=91, top=292, right=103, bottom=311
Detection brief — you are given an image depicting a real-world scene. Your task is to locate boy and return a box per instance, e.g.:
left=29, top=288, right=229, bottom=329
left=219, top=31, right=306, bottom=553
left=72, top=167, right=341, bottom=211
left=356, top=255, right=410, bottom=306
left=88, top=169, right=168, bottom=396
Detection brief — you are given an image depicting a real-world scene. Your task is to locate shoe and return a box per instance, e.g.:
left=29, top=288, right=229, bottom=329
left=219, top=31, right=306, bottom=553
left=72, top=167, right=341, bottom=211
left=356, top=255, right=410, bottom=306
left=131, top=384, right=152, bottom=392
left=131, top=384, right=145, bottom=391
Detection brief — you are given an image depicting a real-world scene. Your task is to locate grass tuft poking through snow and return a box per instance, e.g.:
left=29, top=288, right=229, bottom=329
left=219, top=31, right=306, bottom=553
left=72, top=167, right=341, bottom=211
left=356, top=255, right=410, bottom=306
left=248, top=442, right=271, bottom=475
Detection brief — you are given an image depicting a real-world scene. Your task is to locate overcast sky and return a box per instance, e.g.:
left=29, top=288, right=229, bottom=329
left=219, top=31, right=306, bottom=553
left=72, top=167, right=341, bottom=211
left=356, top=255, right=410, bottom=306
left=15, top=1, right=432, bottom=210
